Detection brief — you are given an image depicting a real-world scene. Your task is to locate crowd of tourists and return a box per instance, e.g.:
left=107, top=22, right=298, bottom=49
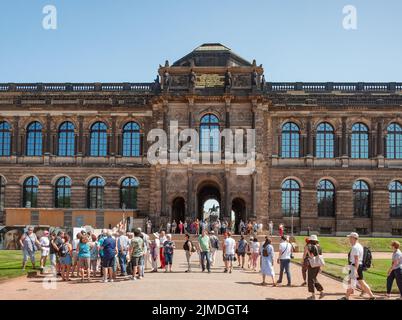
left=18, top=224, right=402, bottom=300
left=147, top=218, right=264, bottom=236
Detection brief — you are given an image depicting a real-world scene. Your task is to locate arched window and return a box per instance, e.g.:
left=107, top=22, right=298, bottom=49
left=26, top=122, right=43, bottom=156
left=87, top=177, right=105, bottom=209
left=0, top=176, right=5, bottom=213
left=351, top=123, right=369, bottom=159
left=386, top=123, right=402, bottom=159
left=120, top=177, right=139, bottom=209
left=389, top=181, right=402, bottom=217
left=0, top=121, right=11, bottom=156
left=23, top=176, right=38, bottom=208
left=281, top=179, right=300, bottom=217
left=122, top=122, right=141, bottom=157
left=55, top=177, right=71, bottom=208
left=90, top=122, right=107, bottom=157
left=317, top=179, right=335, bottom=217
left=353, top=180, right=370, bottom=217
left=200, top=114, right=220, bottom=152
left=281, top=122, right=300, bottom=158
left=58, top=122, right=75, bottom=156
left=316, top=123, right=334, bottom=158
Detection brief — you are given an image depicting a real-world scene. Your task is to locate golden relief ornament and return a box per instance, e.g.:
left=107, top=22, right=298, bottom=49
left=196, top=74, right=224, bottom=88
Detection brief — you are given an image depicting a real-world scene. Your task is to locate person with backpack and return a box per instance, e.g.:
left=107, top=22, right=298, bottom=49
left=236, top=235, right=247, bottom=268
left=340, top=232, right=375, bottom=300
left=59, top=234, right=73, bottom=281
left=78, top=232, right=92, bottom=282
left=306, top=235, right=325, bottom=300
left=260, top=237, right=276, bottom=286
left=386, top=241, right=402, bottom=299
left=209, top=231, right=219, bottom=267
left=129, top=228, right=144, bottom=280
left=183, top=234, right=195, bottom=272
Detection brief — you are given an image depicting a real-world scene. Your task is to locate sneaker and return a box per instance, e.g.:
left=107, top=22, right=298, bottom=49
left=131, top=276, right=136, bottom=281
left=301, top=282, right=307, bottom=286
left=319, top=292, right=325, bottom=299
left=224, top=269, right=228, bottom=273
left=338, top=297, right=349, bottom=300
left=307, top=295, right=316, bottom=300
left=102, top=279, right=108, bottom=283
left=110, top=279, right=114, bottom=283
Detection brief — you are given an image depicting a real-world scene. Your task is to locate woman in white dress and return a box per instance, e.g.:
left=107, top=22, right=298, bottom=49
left=260, top=237, right=276, bottom=286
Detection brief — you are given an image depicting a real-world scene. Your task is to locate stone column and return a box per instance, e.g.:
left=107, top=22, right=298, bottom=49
left=306, top=117, right=313, bottom=156
left=78, top=116, right=84, bottom=155
left=224, top=168, right=230, bottom=219
left=12, top=116, right=19, bottom=156
left=377, top=119, right=384, bottom=156
left=251, top=171, right=257, bottom=219
left=161, top=167, right=167, bottom=217
left=187, top=167, right=193, bottom=219
left=341, top=117, right=348, bottom=156
left=111, top=116, right=117, bottom=155
left=45, top=115, right=52, bottom=154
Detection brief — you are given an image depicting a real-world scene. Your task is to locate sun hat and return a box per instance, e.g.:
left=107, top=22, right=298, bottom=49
left=309, top=235, right=319, bottom=242
left=347, top=232, right=359, bottom=239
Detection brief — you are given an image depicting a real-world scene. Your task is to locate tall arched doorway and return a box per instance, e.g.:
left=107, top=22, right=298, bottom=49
left=172, top=197, right=185, bottom=223
left=232, top=198, right=246, bottom=234
left=197, top=182, right=221, bottom=222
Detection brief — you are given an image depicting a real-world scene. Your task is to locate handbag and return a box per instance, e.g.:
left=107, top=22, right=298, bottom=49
left=308, top=246, right=325, bottom=268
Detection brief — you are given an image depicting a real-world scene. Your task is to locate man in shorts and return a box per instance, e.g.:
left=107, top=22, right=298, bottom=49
left=129, top=228, right=144, bottom=280
left=340, top=232, right=375, bottom=300
left=223, top=232, right=236, bottom=273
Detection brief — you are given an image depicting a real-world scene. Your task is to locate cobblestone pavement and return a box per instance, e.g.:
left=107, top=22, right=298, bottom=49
left=0, top=250, right=396, bottom=300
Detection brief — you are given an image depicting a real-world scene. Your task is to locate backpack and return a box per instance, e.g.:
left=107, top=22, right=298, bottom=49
left=212, top=237, right=219, bottom=249
left=59, top=243, right=69, bottom=257
left=362, top=247, right=372, bottom=270
left=183, top=240, right=190, bottom=251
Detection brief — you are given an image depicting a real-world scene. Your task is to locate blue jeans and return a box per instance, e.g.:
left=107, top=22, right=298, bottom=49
left=118, top=252, right=127, bottom=275
left=200, top=251, right=211, bottom=272
left=278, top=259, right=291, bottom=285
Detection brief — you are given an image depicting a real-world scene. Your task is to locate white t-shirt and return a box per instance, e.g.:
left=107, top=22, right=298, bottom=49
left=279, top=241, right=292, bottom=260
left=251, top=242, right=260, bottom=253
left=224, top=238, right=236, bottom=255
left=349, top=242, right=364, bottom=265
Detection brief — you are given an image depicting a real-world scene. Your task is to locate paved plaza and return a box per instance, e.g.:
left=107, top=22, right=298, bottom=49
left=0, top=250, right=394, bottom=300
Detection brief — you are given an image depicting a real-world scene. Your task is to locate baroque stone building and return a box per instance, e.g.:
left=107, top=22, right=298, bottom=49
left=0, top=43, right=402, bottom=236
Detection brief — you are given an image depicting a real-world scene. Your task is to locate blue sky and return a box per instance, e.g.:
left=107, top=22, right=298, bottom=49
left=0, top=0, right=401, bottom=82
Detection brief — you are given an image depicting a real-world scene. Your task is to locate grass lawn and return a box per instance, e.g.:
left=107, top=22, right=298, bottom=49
left=294, top=236, right=394, bottom=253
left=0, top=250, right=47, bottom=281
left=294, top=258, right=396, bottom=293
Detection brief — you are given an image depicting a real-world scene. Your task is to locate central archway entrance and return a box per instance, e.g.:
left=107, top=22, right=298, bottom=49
left=231, top=198, right=246, bottom=234
left=197, top=182, right=221, bottom=222
left=172, top=197, right=186, bottom=223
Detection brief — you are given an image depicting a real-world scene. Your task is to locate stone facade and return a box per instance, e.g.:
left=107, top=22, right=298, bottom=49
left=0, top=43, right=402, bottom=235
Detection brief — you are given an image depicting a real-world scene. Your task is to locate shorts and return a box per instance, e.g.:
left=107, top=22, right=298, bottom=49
left=237, top=252, right=245, bottom=257
left=23, top=249, right=36, bottom=263
left=164, top=253, right=173, bottom=265
left=131, top=256, right=143, bottom=267
left=102, top=257, right=115, bottom=268
left=60, top=254, right=72, bottom=266
left=41, top=248, right=50, bottom=257
left=224, top=254, right=235, bottom=261
left=79, top=257, right=90, bottom=269
left=350, top=264, right=364, bottom=281
left=72, top=251, right=79, bottom=264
